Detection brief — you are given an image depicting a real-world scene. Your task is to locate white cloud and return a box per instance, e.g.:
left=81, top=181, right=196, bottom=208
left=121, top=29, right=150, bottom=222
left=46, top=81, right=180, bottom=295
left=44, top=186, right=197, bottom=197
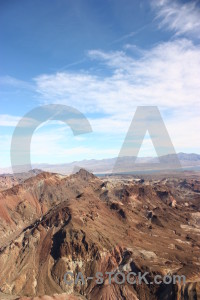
left=30, top=128, right=118, bottom=163
left=35, top=39, right=200, bottom=116
left=0, top=114, right=49, bottom=128
left=2, top=31, right=200, bottom=160
left=34, top=39, right=200, bottom=154
left=1, top=37, right=198, bottom=160
left=0, top=115, right=20, bottom=127
left=166, top=114, right=200, bottom=151
left=152, top=0, right=200, bottom=38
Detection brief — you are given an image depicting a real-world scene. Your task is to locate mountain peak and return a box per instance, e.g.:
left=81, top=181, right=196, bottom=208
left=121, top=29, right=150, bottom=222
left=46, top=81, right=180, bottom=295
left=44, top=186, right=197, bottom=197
left=75, top=168, right=96, bottom=180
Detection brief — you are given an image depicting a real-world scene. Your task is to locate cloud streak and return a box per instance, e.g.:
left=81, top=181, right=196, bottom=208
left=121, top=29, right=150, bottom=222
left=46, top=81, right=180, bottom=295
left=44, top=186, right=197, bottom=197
left=152, top=0, right=200, bottom=38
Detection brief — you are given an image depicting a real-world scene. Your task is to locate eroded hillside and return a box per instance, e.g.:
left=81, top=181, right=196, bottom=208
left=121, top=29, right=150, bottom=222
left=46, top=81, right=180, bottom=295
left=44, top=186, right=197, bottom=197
left=0, top=170, right=200, bottom=299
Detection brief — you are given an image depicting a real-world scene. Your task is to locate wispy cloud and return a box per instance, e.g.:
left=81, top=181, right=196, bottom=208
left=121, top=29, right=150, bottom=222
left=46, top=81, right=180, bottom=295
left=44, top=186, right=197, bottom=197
left=35, top=39, right=200, bottom=115
left=0, top=76, right=34, bottom=90
left=0, top=32, right=200, bottom=159
left=152, top=0, right=200, bottom=38
left=33, top=38, right=200, bottom=153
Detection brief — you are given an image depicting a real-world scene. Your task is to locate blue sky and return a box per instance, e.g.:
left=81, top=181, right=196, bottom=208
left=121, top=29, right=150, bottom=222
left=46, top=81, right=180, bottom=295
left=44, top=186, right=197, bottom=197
left=0, top=0, right=200, bottom=169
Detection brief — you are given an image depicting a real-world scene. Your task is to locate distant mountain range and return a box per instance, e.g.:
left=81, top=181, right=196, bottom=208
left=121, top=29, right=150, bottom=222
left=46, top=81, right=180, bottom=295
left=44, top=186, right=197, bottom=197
left=1, top=152, right=200, bottom=175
